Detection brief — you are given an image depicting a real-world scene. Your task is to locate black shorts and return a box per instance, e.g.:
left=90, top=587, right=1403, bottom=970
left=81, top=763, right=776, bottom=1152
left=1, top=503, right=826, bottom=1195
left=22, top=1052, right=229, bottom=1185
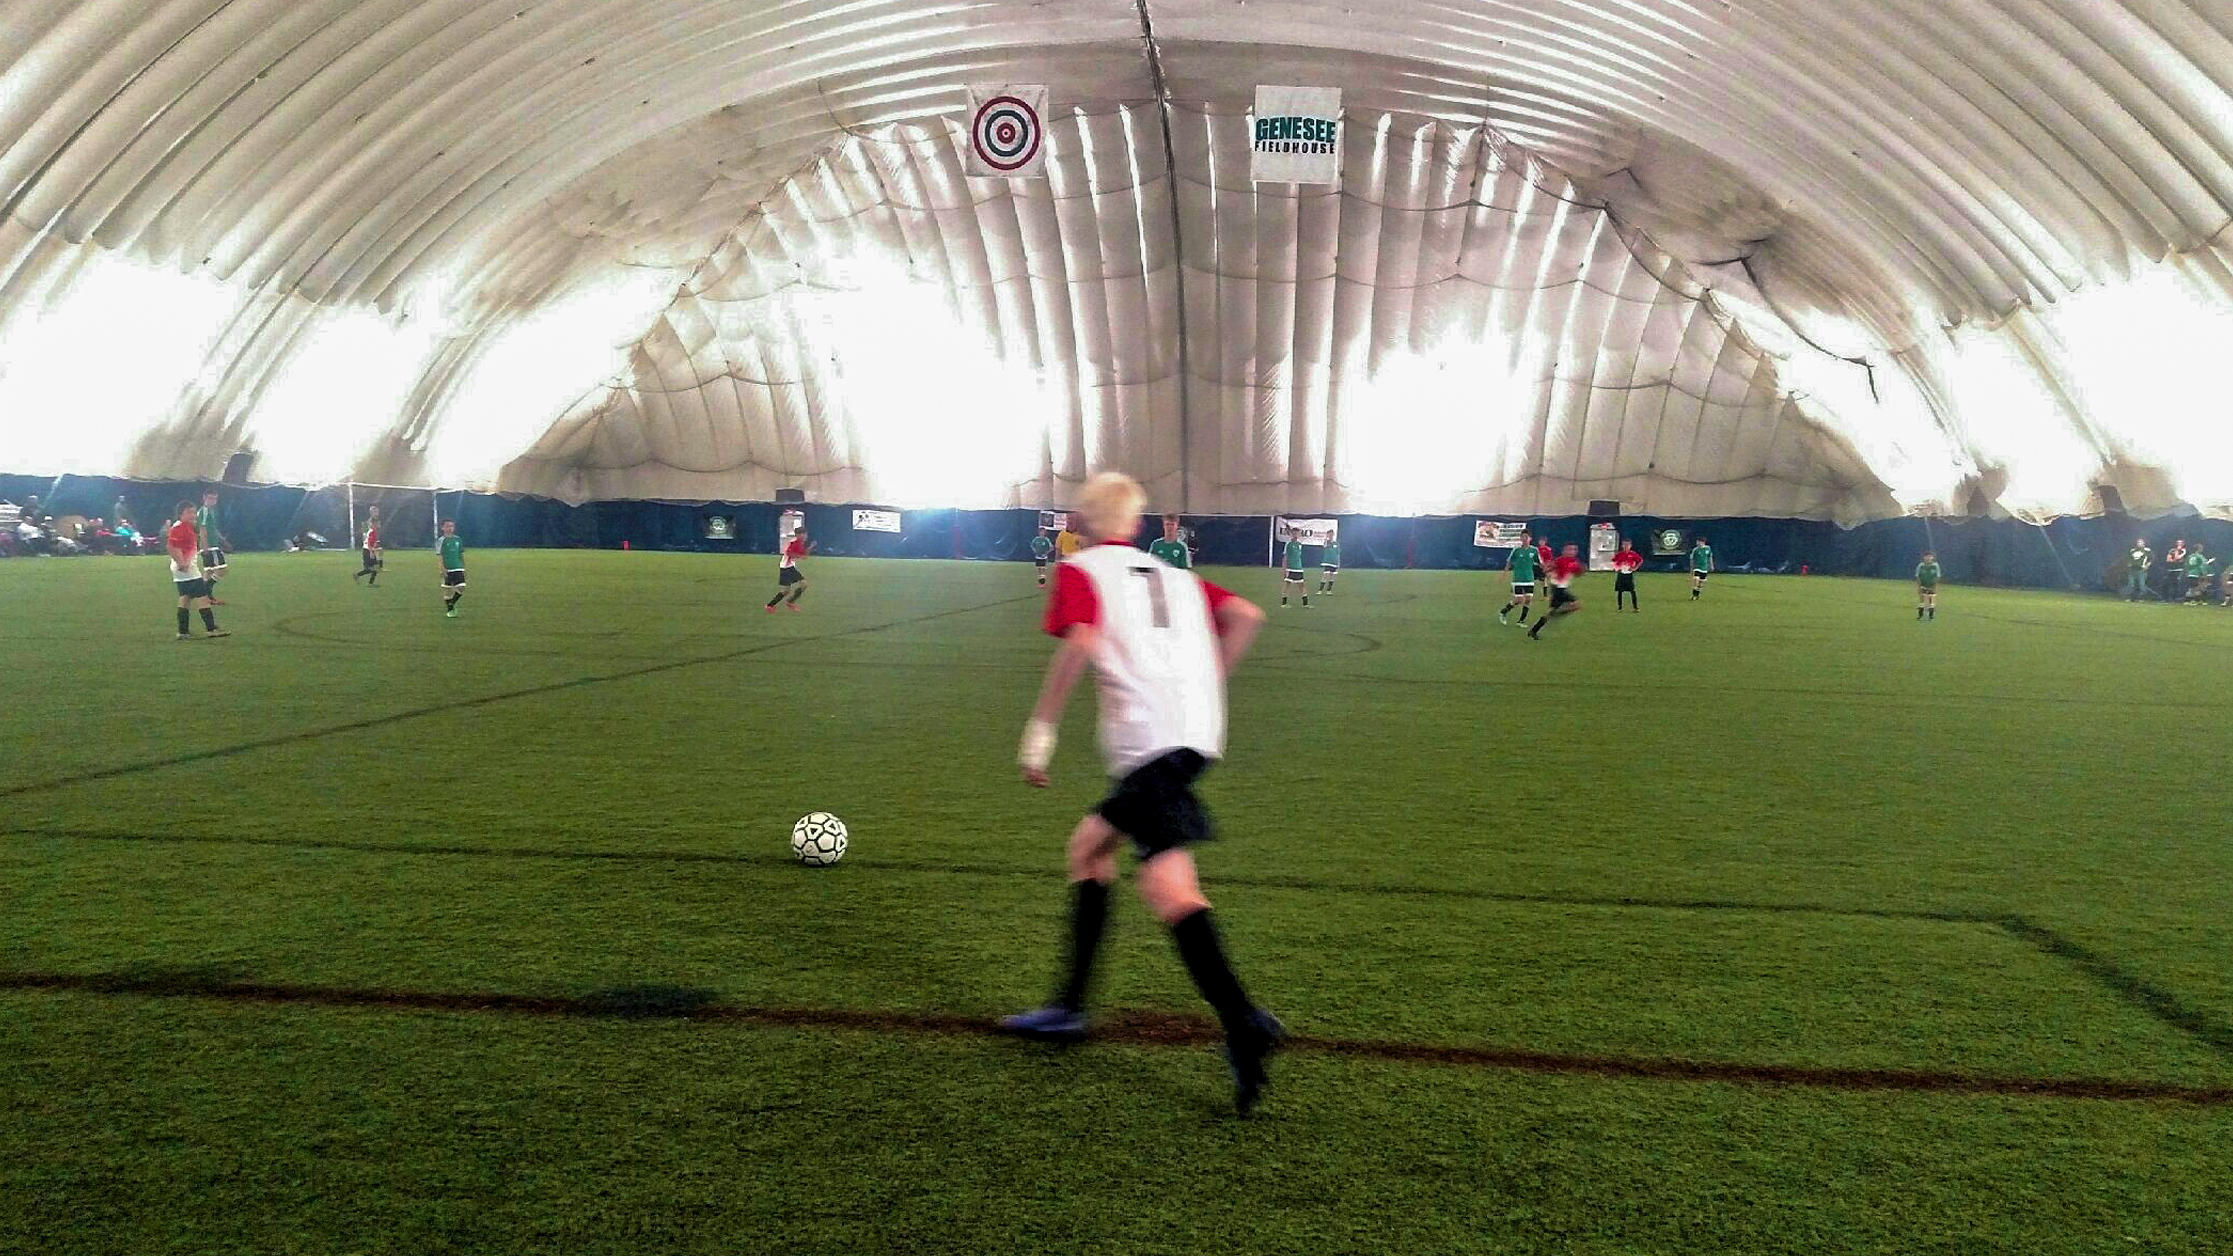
left=1285, top=570, right=1305, bottom=582
left=363, top=549, right=383, bottom=568
left=1034, top=558, right=1048, bottom=570
left=199, top=548, right=226, bottom=571
left=443, top=570, right=467, bottom=588
left=1096, top=749, right=1214, bottom=859
left=1549, top=585, right=1577, bottom=609
left=1322, top=565, right=1339, bottom=575
left=1692, top=570, right=1710, bottom=581
left=1510, top=582, right=1534, bottom=595
left=174, top=578, right=211, bottom=599
left=778, top=566, right=803, bottom=587
left=1614, top=572, right=1636, bottom=591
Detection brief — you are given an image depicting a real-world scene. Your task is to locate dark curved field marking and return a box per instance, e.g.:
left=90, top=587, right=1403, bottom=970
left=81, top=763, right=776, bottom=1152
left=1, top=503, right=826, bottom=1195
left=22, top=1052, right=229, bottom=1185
left=3, top=967, right=2224, bottom=1105
left=0, top=594, right=1040, bottom=801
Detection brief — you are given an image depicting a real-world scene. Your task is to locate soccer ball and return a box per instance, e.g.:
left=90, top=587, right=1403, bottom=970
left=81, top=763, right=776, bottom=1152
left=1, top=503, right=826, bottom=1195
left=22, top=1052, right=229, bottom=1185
left=791, top=812, right=848, bottom=867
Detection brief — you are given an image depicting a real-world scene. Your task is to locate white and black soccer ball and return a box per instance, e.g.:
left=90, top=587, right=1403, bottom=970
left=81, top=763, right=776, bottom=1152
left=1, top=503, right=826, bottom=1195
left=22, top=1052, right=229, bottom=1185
left=790, top=812, right=848, bottom=867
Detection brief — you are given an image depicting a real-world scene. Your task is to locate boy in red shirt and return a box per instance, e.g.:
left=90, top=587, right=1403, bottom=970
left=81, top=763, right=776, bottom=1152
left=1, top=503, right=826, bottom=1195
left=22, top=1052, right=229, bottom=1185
left=166, top=502, right=229, bottom=640
left=1612, top=537, right=1643, bottom=612
left=765, top=528, right=812, bottom=611
left=1527, top=544, right=1585, bottom=640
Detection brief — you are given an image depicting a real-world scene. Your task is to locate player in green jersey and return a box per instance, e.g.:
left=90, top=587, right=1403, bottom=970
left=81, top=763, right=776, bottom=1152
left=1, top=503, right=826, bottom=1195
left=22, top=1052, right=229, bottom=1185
left=1029, top=529, right=1055, bottom=586
left=1148, top=515, right=1191, bottom=570
left=1317, top=538, right=1341, bottom=595
left=1690, top=539, right=1714, bottom=599
left=1915, top=552, right=1940, bottom=620
left=437, top=520, right=467, bottom=618
left=1280, top=532, right=1310, bottom=607
left=196, top=490, right=229, bottom=604
left=2184, top=544, right=2215, bottom=604
left=1498, top=533, right=1538, bottom=625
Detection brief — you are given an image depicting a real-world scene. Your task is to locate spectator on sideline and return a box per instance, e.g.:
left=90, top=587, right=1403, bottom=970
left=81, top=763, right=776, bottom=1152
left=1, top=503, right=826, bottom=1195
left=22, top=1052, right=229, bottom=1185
left=2123, top=538, right=2152, bottom=601
left=2165, top=537, right=2188, bottom=601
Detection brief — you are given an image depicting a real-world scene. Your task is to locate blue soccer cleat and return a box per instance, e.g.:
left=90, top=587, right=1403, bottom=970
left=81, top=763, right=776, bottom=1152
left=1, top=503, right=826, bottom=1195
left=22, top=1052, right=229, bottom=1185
left=997, top=1005, right=1088, bottom=1041
left=1224, top=1009, right=1289, bottom=1116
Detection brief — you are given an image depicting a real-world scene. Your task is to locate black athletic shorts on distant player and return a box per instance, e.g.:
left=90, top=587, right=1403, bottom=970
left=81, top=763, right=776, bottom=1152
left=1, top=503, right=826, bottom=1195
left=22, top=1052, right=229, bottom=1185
left=443, top=570, right=467, bottom=588
left=1322, top=564, right=1339, bottom=575
left=174, top=578, right=211, bottom=599
left=1034, top=558, right=1048, bottom=570
left=1692, top=569, right=1710, bottom=581
left=1614, top=572, right=1636, bottom=591
left=199, top=548, right=226, bottom=571
left=1510, top=581, right=1534, bottom=595
left=1097, top=749, right=1215, bottom=859
left=778, top=566, right=803, bottom=587
left=1549, top=585, right=1577, bottom=609
left=1284, top=569, right=1305, bottom=582
left=363, top=549, right=383, bottom=568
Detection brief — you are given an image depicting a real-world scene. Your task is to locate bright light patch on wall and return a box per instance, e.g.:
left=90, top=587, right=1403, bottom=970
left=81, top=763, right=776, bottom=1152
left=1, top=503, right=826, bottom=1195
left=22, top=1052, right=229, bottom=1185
left=422, top=267, right=679, bottom=484
left=1339, top=347, right=1529, bottom=513
left=1777, top=348, right=1962, bottom=509
left=0, top=251, right=238, bottom=474
left=814, top=281, right=1046, bottom=508
left=1940, top=320, right=2100, bottom=515
left=250, top=305, right=441, bottom=483
left=2038, top=266, right=2233, bottom=508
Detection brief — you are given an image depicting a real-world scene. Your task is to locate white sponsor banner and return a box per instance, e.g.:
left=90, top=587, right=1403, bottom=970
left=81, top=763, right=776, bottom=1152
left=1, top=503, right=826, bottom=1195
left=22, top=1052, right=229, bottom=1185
left=1474, top=520, right=1528, bottom=548
left=1276, top=517, right=1339, bottom=545
left=1251, top=86, right=1342, bottom=184
left=1588, top=522, right=1620, bottom=572
left=779, top=509, right=805, bottom=549
left=852, top=508, right=901, bottom=534
left=965, top=85, right=1049, bottom=178
left=1038, top=510, right=1069, bottom=533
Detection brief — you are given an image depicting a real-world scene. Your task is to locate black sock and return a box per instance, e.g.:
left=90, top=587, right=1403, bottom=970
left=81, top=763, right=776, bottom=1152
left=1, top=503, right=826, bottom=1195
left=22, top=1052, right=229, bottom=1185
left=787, top=587, right=804, bottom=605
left=1055, top=880, right=1112, bottom=1011
left=446, top=593, right=461, bottom=610
left=1500, top=602, right=1514, bottom=615
left=1170, top=909, right=1253, bottom=1033
left=177, top=608, right=189, bottom=634
left=1518, top=605, right=1530, bottom=622
left=199, top=608, right=217, bottom=631
left=767, top=593, right=784, bottom=608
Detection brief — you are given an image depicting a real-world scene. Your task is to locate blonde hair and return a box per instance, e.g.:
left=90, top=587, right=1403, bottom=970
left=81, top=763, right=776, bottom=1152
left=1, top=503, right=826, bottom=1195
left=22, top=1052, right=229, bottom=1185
left=1074, top=471, right=1147, bottom=542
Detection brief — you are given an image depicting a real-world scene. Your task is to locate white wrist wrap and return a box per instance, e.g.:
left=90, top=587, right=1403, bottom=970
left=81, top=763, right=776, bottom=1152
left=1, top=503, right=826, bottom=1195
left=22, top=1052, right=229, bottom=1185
left=1018, top=719, right=1058, bottom=772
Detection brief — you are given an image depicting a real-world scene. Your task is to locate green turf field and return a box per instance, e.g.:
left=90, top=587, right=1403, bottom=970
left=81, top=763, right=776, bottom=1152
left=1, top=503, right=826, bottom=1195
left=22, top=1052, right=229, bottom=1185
left=3, top=549, right=2231, bottom=1254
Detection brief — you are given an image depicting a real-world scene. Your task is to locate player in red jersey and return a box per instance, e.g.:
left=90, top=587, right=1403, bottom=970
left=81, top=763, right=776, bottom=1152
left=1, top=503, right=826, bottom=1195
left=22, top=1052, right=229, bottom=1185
left=1612, top=537, right=1643, bottom=612
left=352, top=506, right=383, bottom=584
left=999, top=471, right=1285, bottom=1114
left=166, top=502, right=229, bottom=640
left=1527, top=544, right=1585, bottom=639
left=765, top=528, right=812, bottom=611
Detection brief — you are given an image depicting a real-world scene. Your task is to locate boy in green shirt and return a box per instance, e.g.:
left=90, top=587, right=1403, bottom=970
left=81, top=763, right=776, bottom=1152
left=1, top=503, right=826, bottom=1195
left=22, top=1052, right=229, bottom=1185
left=196, top=490, right=229, bottom=604
left=1029, top=530, right=1055, bottom=586
left=1280, top=532, right=1309, bottom=608
left=1148, top=515, right=1191, bottom=570
left=437, top=520, right=467, bottom=618
left=1690, top=539, right=1714, bottom=600
left=2185, top=544, right=2215, bottom=604
left=1915, top=551, right=1940, bottom=621
left=1317, top=538, right=1341, bottom=595
left=1499, top=533, right=1538, bottom=625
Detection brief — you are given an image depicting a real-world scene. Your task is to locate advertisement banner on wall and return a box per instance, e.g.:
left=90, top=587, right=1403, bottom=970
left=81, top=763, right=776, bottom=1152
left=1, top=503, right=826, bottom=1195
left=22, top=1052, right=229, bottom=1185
left=1275, top=517, right=1340, bottom=545
left=1589, top=522, right=1620, bottom=571
left=1038, top=510, right=1069, bottom=533
left=702, top=515, right=736, bottom=540
left=1651, top=527, right=1688, bottom=556
left=1473, top=520, right=1528, bottom=548
left=851, top=508, right=902, bottom=534
left=1251, top=86, right=1342, bottom=184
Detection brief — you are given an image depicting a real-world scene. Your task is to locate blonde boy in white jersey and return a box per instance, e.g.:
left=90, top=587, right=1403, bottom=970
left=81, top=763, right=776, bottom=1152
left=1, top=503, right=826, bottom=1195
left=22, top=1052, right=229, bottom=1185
left=1002, top=472, right=1286, bottom=1114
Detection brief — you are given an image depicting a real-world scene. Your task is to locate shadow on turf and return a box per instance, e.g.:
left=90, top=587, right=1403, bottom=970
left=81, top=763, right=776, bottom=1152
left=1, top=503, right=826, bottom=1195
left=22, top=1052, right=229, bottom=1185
left=6, top=965, right=2229, bottom=1106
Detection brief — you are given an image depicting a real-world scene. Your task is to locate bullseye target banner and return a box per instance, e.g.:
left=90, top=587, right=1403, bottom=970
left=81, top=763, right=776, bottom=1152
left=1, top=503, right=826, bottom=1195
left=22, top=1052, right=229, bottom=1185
left=965, top=85, right=1048, bottom=178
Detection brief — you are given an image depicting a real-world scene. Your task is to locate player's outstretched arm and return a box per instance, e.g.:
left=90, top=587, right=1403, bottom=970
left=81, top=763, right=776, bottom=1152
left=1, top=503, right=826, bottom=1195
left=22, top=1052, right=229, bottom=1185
left=1213, top=596, right=1265, bottom=676
left=1019, top=624, right=1098, bottom=787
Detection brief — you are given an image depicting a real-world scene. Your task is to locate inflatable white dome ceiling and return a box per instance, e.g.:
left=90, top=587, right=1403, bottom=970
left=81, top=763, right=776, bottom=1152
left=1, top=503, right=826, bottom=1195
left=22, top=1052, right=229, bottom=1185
left=4, top=1, right=2231, bottom=524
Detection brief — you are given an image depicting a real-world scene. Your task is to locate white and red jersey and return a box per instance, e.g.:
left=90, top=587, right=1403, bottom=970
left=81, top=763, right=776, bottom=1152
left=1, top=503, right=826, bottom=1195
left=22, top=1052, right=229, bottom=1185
left=1548, top=554, right=1584, bottom=587
left=1044, top=542, right=1237, bottom=776
left=363, top=524, right=380, bottom=551
left=166, top=520, right=202, bottom=580
left=780, top=536, right=807, bottom=569
left=1613, top=548, right=1642, bottom=573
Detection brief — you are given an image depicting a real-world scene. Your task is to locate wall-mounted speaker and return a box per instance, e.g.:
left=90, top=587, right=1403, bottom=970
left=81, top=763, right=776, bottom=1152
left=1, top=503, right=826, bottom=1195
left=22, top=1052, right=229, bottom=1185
left=774, top=488, right=807, bottom=505
left=2093, top=484, right=2125, bottom=514
left=1588, top=499, right=1621, bottom=517
left=221, top=451, right=258, bottom=485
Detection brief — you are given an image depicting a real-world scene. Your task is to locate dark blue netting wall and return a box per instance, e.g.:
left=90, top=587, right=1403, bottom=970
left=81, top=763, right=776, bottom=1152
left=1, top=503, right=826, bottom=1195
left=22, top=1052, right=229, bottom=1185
left=7, top=472, right=2231, bottom=594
